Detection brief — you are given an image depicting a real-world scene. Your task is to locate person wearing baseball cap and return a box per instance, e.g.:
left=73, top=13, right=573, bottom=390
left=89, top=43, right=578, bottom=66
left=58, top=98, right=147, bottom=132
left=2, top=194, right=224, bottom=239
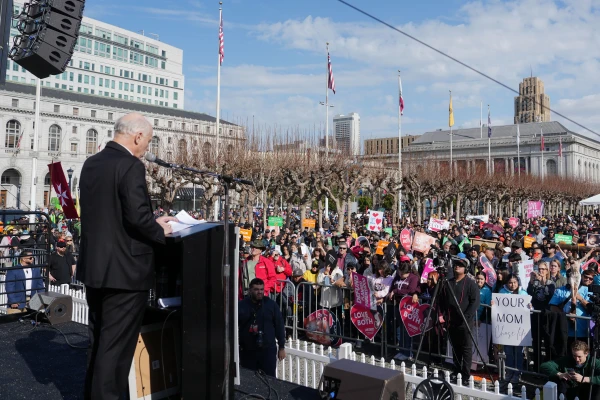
left=239, top=240, right=276, bottom=299
left=442, top=254, right=480, bottom=382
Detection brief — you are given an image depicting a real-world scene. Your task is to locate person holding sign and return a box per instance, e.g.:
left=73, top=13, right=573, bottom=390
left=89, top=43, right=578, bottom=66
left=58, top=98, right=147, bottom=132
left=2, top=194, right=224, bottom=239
left=541, top=341, right=600, bottom=400
left=498, top=274, right=529, bottom=383
left=441, top=257, right=480, bottom=381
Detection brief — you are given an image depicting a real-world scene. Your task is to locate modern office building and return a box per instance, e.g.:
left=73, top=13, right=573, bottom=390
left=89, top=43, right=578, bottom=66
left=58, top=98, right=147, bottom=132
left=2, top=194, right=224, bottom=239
left=514, top=76, right=550, bottom=124
left=333, top=113, right=360, bottom=156
left=364, top=135, right=420, bottom=156
left=8, top=0, right=185, bottom=109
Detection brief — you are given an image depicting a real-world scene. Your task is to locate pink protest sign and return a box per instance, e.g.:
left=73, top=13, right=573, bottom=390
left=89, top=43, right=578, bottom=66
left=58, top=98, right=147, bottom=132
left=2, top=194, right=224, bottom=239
left=350, top=305, right=384, bottom=341
left=428, top=217, right=450, bottom=232
left=412, top=232, right=436, bottom=255
left=399, top=297, right=434, bottom=337
left=352, top=272, right=373, bottom=310
left=508, top=217, right=520, bottom=228
left=479, top=254, right=497, bottom=287
left=400, top=228, right=413, bottom=251
left=527, top=201, right=544, bottom=219
left=420, top=258, right=435, bottom=283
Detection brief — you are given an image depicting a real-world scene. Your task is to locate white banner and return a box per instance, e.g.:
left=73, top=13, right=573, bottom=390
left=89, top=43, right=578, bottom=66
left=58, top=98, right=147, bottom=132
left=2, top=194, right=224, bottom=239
left=428, top=217, right=450, bottom=232
left=466, top=214, right=489, bottom=223
left=367, top=210, right=383, bottom=232
left=491, top=293, right=532, bottom=346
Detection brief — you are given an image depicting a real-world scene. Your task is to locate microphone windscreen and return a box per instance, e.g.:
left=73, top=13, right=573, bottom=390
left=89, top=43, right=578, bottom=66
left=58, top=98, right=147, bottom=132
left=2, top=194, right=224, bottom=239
left=145, top=153, right=157, bottom=162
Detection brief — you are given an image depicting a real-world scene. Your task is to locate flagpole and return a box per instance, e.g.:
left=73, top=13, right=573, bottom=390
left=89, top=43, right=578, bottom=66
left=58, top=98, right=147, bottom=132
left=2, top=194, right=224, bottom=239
left=517, top=124, right=521, bottom=180
left=324, top=42, right=330, bottom=219
left=214, top=2, right=223, bottom=221
left=487, top=105, right=491, bottom=175
left=541, top=127, right=544, bottom=183
left=449, top=90, right=453, bottom=179
left=480, top=101, right=482, bottom=139
left=29, top=78, right=41, bottom=221
left=398, top=70, right=402, bottom=222
left=559, top=136, right=563, bottom=177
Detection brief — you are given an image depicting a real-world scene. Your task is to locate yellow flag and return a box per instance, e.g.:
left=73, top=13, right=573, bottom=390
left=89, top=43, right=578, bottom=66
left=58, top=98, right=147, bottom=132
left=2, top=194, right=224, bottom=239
left=75, top=189, right=81, bottom=215
left=449, top=92, right=455, bottom=127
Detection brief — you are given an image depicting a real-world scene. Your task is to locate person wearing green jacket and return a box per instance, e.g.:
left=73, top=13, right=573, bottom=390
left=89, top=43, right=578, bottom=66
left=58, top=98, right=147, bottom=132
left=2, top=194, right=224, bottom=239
left=540, top=341, right=600, bottom=400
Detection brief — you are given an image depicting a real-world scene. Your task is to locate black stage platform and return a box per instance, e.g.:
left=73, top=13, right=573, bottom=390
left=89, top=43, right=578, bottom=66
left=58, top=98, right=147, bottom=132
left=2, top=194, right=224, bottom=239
left=0, top=318, right=318, bottom=399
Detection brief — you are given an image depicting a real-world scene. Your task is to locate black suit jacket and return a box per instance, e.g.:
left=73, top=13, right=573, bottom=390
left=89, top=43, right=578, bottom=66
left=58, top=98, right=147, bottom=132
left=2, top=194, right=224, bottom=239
left=76, top=141, right=165, bottom=290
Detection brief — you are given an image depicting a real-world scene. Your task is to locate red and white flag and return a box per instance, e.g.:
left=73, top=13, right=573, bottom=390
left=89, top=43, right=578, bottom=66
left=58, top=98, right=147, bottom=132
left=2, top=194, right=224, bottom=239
left=398, top=74, right=404, bottom=115
left=218, top=12, right=224, bottom=65
left=328, top=51, right=335, bottom=94
left=558, top=136, right=562, bottom=157
left=48, top=162, right=79, bottom=219
left=16, top=131, right=23, bottom=149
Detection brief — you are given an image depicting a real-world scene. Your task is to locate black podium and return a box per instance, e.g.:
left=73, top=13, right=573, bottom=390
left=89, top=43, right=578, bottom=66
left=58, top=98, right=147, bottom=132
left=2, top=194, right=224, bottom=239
left=149, top=222, right=236, bottom=399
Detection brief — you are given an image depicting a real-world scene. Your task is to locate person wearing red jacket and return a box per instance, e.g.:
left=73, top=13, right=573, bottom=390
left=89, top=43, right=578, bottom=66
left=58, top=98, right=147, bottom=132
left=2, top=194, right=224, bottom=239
left=270, top=249, right=292, bottom=294
left=239, top=240, right=277, bottom=299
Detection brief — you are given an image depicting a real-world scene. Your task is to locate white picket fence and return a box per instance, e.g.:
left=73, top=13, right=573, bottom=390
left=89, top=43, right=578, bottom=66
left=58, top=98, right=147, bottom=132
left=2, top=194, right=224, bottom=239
left=277, top=339, right=560, bottom=400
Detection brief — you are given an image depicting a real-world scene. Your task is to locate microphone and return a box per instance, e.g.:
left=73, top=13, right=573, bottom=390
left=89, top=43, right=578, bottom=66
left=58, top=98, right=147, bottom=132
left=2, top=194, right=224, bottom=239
left=145, top=153, right=176, bottom=168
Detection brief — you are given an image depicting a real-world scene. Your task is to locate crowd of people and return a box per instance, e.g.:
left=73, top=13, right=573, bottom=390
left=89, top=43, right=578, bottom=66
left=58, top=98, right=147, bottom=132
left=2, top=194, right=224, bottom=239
left=238, top=210, right=600, bottom=392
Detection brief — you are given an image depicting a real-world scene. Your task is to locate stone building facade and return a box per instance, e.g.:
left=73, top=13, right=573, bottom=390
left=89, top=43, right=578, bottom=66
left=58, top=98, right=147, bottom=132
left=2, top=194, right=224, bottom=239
left=514, top=77, right=551, bottom=124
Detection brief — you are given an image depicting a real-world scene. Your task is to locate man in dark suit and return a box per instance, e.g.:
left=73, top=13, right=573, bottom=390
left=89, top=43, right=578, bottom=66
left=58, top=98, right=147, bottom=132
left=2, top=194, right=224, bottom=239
left=5, top=250, right=45, bottom=313
left=76, top=112, right=176, bottom=400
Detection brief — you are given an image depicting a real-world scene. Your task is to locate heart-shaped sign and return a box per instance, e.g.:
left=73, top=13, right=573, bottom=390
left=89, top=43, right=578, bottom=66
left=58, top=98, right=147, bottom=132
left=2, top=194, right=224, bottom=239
left=399, top=297, right=434, bottom=337
left=369, top=225, right=376, bottom=231
left=508, top=217, right=520, bottom=229
left=350, top=305, right=384, bottom=340
left=372, top=212, right=379, bottom=217
left=376, top=218, right=382, bottom=225
left=400, top=228, right=413, bottom=251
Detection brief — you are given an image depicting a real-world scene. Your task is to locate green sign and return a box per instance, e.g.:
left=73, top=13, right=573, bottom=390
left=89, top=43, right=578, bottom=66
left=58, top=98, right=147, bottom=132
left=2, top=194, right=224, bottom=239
left=384, top=227, right=393, bottom=236
left=50, top=197, right=62, bottom=210
left=555, top=234, right=573, bottom=245
left=268, top=216, right=284, bottom=227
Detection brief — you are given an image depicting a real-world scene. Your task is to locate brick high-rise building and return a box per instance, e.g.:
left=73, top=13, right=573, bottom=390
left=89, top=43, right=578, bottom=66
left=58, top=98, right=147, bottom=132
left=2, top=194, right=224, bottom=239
left=514, top=77, right=551, bottom=124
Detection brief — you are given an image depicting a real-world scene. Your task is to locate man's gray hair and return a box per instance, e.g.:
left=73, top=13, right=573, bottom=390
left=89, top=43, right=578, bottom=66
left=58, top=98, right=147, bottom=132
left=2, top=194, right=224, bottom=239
left=114, top=114, right=152, bottom=137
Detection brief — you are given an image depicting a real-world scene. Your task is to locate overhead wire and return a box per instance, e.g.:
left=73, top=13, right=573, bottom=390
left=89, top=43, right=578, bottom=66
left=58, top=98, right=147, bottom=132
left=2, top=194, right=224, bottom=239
left=335, top=0, right=599, bottom=138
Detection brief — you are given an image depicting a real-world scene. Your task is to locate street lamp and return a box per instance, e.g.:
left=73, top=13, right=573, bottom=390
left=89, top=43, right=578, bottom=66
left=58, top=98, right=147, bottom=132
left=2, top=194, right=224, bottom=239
left=67, top=167, right=74, bottom=191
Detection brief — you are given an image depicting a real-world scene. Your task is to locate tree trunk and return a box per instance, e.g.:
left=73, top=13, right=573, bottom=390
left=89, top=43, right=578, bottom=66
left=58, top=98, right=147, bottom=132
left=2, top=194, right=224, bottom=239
left=456, top=193, right=462, bottom=222
left=336, top=199, right=344, bottom=234
left=318, top=199, right=323, bottom=229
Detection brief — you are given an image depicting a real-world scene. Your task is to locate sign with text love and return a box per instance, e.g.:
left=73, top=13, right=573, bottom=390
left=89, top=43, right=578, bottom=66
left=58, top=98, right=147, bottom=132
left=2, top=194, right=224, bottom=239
left=400, top=228, right=413, bottom=251
left=517, top=259, right=535, bottom=290
left=412, top=232, right=436, bottom=255
left=491, top=293, right=532, bottom=346
left=351, top=272, right=374, bottom=310
left=508, top=217, right=520, bottom=228
left=367, top=210, right=383, bottom=232
left=526, top=201, right=544, bottom=219
left=375, top=240, right=390, bottom=256
left=399, top=297, right=433, bottom=337
left=350, top=305, right=384, bottom=341
left=428, top=217, right=450, bottom=232
left=239, top=228, right=252, bottom=242
left=420, top=258, right=435, bottom=283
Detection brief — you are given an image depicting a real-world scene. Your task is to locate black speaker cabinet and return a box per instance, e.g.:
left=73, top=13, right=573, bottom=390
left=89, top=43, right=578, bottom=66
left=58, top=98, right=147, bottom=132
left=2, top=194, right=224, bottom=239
left=320, top=358, right=405, bottom=400
left=28, top=292, right=73, bottom=325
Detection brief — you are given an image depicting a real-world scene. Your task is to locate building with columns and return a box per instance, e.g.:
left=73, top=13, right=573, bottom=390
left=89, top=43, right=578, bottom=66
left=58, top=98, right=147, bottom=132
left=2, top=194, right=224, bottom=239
left=0, top=82, right=243, bottom=210
left=403, top=121, right=600, bottom=181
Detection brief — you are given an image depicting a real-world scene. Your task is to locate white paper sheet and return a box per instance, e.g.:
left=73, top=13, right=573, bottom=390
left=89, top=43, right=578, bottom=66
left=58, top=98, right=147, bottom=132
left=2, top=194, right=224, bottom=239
left=167, top=210, right=206, bottom=233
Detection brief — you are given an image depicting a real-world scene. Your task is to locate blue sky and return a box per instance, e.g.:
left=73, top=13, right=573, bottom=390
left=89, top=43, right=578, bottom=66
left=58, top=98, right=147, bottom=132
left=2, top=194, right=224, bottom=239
left=86, top=0, right=600, bottom=142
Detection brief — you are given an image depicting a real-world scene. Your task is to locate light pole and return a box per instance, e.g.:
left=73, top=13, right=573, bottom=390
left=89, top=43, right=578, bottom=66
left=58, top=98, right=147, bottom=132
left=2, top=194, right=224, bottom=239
left=67, top=167, right=74, bottom=191
left=319, top=101, right=334, bottom=220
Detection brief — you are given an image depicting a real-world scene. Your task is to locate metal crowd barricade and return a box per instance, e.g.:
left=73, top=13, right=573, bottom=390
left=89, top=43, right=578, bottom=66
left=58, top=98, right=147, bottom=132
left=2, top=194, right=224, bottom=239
left=0, top=211, right=52, bottom=317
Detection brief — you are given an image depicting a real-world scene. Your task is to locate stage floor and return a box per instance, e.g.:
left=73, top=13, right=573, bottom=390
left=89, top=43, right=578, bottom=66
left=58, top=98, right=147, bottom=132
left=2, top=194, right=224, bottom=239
left=0, top=318, right=88, bottom=400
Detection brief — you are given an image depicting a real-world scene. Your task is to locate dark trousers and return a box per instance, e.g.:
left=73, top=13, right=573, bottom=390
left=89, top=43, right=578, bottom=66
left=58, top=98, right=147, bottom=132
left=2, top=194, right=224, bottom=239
left=556, top=379, right=600, bottom=400
left=240, top=347, right=278, bottom=377
left=448, top=323, right=474, bottom=379
left=84, top=287, right=148, bottom=400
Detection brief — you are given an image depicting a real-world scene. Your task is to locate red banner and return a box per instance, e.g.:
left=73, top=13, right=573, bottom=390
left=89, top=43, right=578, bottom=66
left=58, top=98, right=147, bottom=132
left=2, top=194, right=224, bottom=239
left=350, top=305, right=384, bottom=340
left=48, top=162, right=79, bottom=219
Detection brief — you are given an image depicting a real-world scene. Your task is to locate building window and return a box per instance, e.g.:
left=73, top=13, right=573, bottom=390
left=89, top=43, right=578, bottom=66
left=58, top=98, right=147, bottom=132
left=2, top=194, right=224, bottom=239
left=11, top=99, right=18, bottom=107
left=5, top=120, right=20, bottom=148
left=194, top=125, right=199, bottom=132
left=91, top=110, right=97, bottom=118
left=70, top=142, right=78, bottom=156
left=150, top=136, right=159, bottom=154
left=107, top=130, right=113, bottom=138
left=205, top=126, right=210, bottom=133
left=72, top=126, right=78, bottom=134
left=48, top=124, right=62, bottom=152
left=168, top=121, right=172, bottom=128
left=229, top=129, right=233, bottom=136
left=86, top=129, right=98, bottom=155
left=173, top=92, right=178, bottom=100
left=167, top=137, right=172, bottom=144
left=181, top=123, right=186, bottom=131
left=154, top=119, right=159, bottom=126
left=174, top=81, right=178, bottom=88
left=108, top=112, right=113, bottom=120
left=73, top=107, right=79, bottom=116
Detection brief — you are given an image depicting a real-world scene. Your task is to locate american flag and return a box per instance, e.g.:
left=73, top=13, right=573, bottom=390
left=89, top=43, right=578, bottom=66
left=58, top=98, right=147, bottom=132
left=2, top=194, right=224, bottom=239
left=328, top=52, right=335, bottom=94
left=558, top=136, right=562, bottom=157
left=16, top=131, right=23, bottom=149
left=487, top=108, right=492, bottom=138
left=398, top=75, right=404, bottom=115
left=540, top=128, right=545, bottom=151
left=218, top=13, right=224, bottom=65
